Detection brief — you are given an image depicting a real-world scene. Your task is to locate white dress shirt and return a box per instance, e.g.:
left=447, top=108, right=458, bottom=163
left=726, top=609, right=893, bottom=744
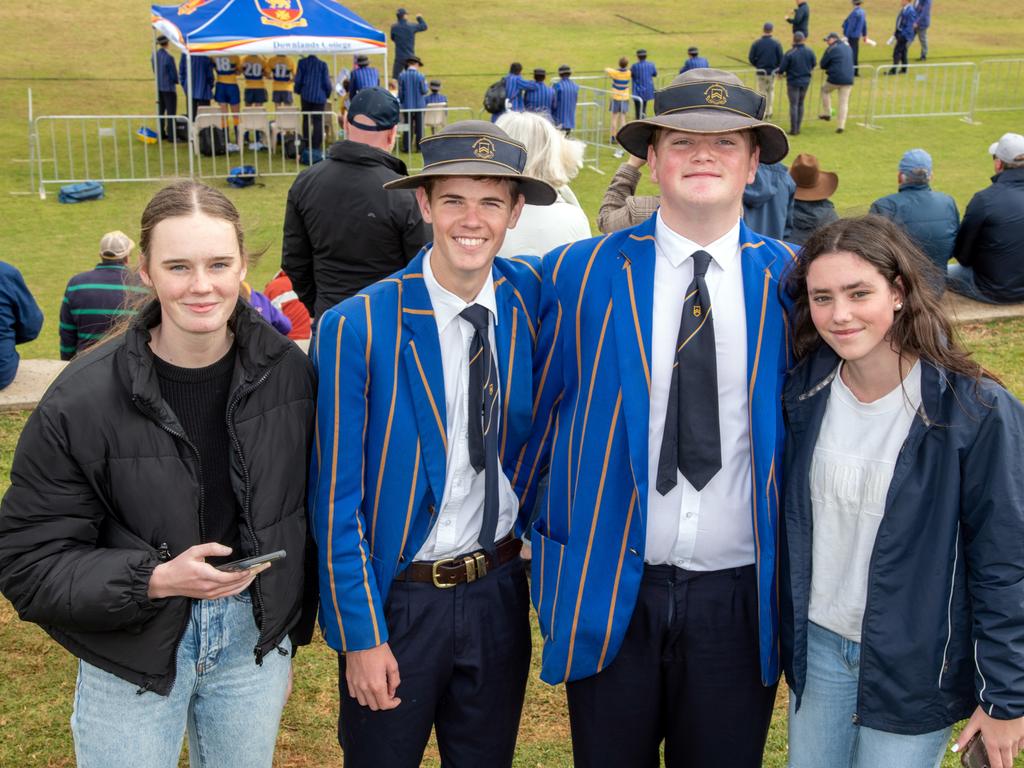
left=644, top=214, right=755, bottom=570
left=414, top=250, right=518, bottom=561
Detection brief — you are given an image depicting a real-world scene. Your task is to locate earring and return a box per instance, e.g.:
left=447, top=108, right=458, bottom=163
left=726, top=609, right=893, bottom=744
left=895, top=302, right=903, bottom=310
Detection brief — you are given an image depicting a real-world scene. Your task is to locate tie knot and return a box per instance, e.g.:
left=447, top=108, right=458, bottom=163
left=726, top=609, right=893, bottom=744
left=691, top=250, right=712, bottom=278
left=459, top=304, right=491, bottom=332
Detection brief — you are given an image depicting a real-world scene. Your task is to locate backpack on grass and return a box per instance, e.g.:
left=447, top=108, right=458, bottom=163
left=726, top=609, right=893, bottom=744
left=58, top=181, right=105, bottom=204
left=226, top=165, right=257, bottom=188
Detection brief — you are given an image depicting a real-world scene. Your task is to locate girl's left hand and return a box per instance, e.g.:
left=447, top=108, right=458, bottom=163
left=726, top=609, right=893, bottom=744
left=953, top=707, right=1024, bottom=768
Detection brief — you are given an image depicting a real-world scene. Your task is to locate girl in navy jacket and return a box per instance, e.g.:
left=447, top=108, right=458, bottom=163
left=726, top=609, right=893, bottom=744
left=780, top=215, right=1024, bottom=768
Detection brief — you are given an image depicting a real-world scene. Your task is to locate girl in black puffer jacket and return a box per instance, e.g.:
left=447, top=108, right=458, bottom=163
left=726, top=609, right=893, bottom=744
left=0, top=181, right=316, bottom=768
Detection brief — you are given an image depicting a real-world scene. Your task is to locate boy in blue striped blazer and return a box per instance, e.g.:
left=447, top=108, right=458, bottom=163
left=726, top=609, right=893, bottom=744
left=310, top=121, right=556, bottom=768
left=517, top=68, right=796, bottom=767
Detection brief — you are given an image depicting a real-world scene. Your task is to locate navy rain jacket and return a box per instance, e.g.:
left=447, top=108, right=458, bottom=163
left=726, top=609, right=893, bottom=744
left=781, top=346, right=1024, bottom=734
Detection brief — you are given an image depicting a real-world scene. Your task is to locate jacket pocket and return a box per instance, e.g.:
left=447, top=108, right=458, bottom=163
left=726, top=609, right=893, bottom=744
left=99, top=515, right=158, bottom=555
left=530, top=526, right=567, bottom=644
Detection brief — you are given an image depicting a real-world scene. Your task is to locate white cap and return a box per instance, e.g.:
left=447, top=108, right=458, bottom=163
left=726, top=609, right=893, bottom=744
left=99, top=230, right=135, bottom=260
left=989, top=132, right=1024, bottom=164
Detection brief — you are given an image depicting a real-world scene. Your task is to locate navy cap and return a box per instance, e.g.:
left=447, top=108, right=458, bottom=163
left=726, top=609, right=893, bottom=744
left=558, top=64, right=572, bottom=74
left=156, top=35, right=169, bottom=44
left=533, top=68, right=546, bottom=77
left=637, top=49, right=647, bottom=56
left=688, top=46, right=699, bottom=55
left=429, top=79, right=442, bottom=88
left=396, top=7, right=407, bottom=16
left=383, top=120, right=557, bottom=205
left=347, top=87, right=400, bottom=131
left=763, top=21, right=774, bottom=31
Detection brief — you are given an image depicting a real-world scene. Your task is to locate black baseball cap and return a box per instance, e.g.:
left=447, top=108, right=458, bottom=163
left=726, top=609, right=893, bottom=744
left=347, top=87, right=400, bottom=131
left=637, top=49, right=647, bottom=57
left=429, top=79, right=442, bottom=88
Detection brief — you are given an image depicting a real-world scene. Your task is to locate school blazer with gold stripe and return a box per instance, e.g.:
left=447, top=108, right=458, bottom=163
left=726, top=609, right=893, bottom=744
left=310, top=249, right=542, bottom=653
left=515, top=216, right=795, bottom=686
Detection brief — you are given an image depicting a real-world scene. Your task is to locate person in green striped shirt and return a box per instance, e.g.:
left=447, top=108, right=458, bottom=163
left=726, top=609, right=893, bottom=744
left=59, top=231, right=149, bottom=360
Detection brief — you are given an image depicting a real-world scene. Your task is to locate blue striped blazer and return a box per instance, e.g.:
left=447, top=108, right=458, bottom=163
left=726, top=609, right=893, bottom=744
left=515, top=215, right=795, bottom=685
left=310, top=250, right=542, bottom=653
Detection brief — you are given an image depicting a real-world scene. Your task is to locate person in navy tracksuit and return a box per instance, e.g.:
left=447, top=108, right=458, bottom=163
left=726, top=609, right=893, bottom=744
left=778, top=31, right=817, bottom=135
left=889, top=0, right=917, bottom=74
left=552, top=64, right=580, bottom=134
left=397, top=56, right=428, bottom=152
left=179, top=54, right=215, bottom=120
left=152, top=35, right=179, bottom=140
left=630, top=49, right=657, bottom=118
left=294, top=54, right=333, bottom=152
left=781, top=215, right=1024, bottom=768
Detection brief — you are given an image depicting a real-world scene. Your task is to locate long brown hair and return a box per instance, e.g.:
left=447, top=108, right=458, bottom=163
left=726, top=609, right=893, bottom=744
left=785, top=215, right=993, bottom=384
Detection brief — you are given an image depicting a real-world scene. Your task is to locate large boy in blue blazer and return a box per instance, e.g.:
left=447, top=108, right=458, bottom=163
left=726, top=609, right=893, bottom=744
left=310, top=121, right=555, bottom=768
left=518, top=69, right=796, bottom=767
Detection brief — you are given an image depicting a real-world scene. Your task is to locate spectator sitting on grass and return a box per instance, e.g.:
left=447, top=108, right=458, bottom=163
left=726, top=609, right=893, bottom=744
left=869, top=148, right=959, bottom=293
left=0, top=261, right=43, bottom=390
left=949, top=133, right=1024, bottom=304
left=59, top=231, right=148, bottom=360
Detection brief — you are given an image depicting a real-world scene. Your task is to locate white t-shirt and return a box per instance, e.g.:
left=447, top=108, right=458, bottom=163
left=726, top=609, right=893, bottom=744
left=808, top=360, right=922, bottom=642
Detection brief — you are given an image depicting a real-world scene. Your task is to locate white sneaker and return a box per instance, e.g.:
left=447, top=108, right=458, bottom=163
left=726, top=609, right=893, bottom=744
left=248, top=141, right=259, bottom=151
left=613, top=148, right=624, bottom=158
left=226, top=142, right=240, bottom=152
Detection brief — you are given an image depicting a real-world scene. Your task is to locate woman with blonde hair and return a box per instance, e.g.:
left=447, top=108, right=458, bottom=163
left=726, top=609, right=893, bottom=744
left=496, top=110, right=592, bottom=258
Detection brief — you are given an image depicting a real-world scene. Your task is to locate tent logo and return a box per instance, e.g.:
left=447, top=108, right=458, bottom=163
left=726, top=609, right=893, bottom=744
left=178, top=0, right=213, bottom=15
left=255, top=0, right=309, bottom=29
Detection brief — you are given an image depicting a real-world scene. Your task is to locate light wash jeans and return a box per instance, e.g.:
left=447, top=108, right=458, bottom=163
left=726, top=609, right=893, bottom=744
left=71, top=591, right=291, bottom=768
left=787, top=622, right=952, bottom=768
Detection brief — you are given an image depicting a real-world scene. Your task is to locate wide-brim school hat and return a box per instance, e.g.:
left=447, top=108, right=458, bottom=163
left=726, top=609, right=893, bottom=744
left=383, top=121, right=558, bottom=205
left=616, top=68, right=789, bottom=164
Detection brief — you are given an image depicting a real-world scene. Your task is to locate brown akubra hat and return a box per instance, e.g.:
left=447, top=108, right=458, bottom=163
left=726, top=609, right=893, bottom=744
left=616, top=68, right=789, bottom=164
left=789, top=153, right=839, bottom=201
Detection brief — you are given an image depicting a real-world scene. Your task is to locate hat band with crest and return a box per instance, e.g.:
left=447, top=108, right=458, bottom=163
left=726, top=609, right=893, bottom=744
left=420, top=132, right=527, bottom=174
left=654, top=82, right=767, bottom=121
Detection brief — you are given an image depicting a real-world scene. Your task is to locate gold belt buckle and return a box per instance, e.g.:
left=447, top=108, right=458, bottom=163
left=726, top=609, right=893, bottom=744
left=431, top=557, right=457, bottom=588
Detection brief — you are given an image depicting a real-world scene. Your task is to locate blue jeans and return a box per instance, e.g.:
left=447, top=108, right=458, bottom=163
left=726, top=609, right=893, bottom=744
left=947, top=264, right=1001, bottom=304
left=788, top=622, right=951, bottom=768
left=71, top=591, right=291, bottom=768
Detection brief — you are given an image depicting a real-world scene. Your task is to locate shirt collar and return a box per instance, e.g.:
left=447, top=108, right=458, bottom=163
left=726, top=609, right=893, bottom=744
left=654, top=213, right=742, bottom=272
left=422, top=248, right=499, bottom=333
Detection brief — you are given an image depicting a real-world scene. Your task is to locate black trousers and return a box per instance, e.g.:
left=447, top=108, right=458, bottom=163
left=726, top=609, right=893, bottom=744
left=300, top=98, right=326, bottom=150
left=401, top=110, right=424, bottom=152
left=188, top=97, right=211, bottom=121
left=849, top=37, right=860, bottom=74
left=566, top=564, right=777, bottom=768
left=787, top=83, right=809, bottom=133
left=634, top=98, right=650, bottom=119
left=157, top=90, right=177, bottom=139
left=892, top=34, right=910, bottom=73
left=337, top=558, right=532, bottom=768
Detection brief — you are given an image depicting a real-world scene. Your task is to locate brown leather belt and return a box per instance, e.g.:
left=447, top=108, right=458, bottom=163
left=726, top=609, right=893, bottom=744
left=396, top=534, right=522, bottom=588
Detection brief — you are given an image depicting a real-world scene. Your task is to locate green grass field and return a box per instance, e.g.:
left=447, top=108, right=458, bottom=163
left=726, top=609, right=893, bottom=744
left=1, top=0, right=1024, bottom=765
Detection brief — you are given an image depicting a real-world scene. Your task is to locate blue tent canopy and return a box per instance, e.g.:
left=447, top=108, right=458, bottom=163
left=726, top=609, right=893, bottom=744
left=151, top=0, right=385, bottom=56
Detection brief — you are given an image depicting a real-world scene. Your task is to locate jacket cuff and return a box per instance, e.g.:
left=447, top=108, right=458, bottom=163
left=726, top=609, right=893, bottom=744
left=616, top=163, right=642, bottom=185
left=130, top=558, right=165, bottom=612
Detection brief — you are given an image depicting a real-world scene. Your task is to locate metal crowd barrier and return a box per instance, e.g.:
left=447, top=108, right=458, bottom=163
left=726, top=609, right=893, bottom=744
left=865, top=61, right=978, bottom=126
left=973, top=58, right=1024, bottom=114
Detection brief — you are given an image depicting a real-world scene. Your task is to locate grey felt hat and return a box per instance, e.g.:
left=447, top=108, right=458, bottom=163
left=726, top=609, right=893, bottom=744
left=384, top=121, right=558, bottom=205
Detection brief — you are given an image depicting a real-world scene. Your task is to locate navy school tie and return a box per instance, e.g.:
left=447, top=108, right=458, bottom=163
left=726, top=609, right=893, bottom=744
left=656, top=249, right=722, bottom=494
left=459, top=304, right=500, bottom=553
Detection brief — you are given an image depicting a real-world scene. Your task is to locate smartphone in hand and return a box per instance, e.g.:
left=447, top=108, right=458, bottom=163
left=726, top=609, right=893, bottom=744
left=216, top=550, right=287, bottom=573
left=961, top=733, right=991, bottom=768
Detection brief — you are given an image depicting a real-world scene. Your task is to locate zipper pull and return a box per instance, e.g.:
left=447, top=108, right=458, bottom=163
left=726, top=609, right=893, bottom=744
left=157, top=543, right=172, bottom=562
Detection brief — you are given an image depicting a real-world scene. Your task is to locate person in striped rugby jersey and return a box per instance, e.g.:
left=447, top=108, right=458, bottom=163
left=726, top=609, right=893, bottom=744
left=59, top=231, right=148, bottom=360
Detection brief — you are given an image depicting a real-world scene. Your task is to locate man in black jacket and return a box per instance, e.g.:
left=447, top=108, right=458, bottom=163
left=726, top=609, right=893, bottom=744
left=777, top=32, right=817, bottom=136
left=949, top=133, right=1024, bottom=304
left=817, top=32, right=855, bottom=133
left=749, top=22, right=784, bottom=118
left=282, top=87, right=431, bottom=321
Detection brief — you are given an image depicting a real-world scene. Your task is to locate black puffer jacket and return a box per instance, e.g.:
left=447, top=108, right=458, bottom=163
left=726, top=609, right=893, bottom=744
left=0, top=301, right=317, bottom=695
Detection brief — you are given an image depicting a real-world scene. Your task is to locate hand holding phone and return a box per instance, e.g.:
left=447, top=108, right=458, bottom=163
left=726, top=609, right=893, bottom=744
left=961, top=733, right=990, bottom=768
left=216, top=549, right=287, bottom=572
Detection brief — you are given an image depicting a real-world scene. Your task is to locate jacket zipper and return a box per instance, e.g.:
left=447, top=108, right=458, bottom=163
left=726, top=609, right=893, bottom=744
left=131, top=394, right=206, bottom=695
left=853, top=417, right=930, bottom=726
left=225, top=358, right=284, bottom=664
left=938, top=521, right=960, bottom=686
